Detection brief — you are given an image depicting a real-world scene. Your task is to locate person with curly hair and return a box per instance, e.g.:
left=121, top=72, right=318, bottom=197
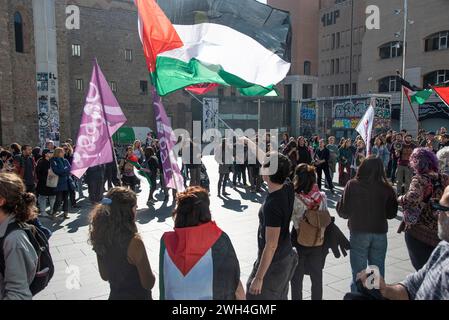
left=89, top=187, right=155, bottom=300
left=437, top=146, right=449, bottom=175
left=0, top=173, right=38, bottom=300
left=398, top=148, right=449, bottom=271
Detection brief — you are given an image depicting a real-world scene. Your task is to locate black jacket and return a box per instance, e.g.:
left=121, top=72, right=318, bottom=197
left=297, top=146, right=312, bottom=165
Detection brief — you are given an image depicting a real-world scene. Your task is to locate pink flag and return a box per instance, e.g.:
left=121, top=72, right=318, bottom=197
left=152, top=87, right=185, bottom=191
left=71, top=60, right=127, bottom=178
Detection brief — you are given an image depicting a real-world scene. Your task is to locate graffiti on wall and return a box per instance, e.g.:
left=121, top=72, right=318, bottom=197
left=36, top=72, right=60, bottom=146
left=332, top=96, right=391, bottom=131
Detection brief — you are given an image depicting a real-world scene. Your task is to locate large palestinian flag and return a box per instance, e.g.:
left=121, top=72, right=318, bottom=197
left=433, top=86, right=449, bottom=108
left=159, top=221, right=240, bottom=300
left=135, top=0, right=292, bottom=96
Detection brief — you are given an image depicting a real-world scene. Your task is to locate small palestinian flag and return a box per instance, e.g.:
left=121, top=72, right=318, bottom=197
left=127, top=154, right=153, bottom=188
left=159, top=221, right=240, bottom=300
left=135, top=0, right=291, bottom=97
left=398, top=75, right=432, bottom=105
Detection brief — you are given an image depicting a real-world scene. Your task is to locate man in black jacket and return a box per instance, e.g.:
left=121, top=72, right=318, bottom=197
left=314, top=139, right=335, bottom=194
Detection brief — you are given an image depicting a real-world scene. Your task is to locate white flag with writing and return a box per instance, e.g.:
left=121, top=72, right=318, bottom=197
left=356, top=104, right=375, bottom=156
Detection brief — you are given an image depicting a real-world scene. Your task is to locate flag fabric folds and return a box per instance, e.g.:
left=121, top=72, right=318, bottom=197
left=135, top=0, right=291, bottom=96
left=433, top=86, right=449, bottom=108
left=152, top=87, right=185, bottom=191
left=71, top=60, right=127, bottom=179
left=356, top=104, right=375, bottom=156
left=398, top=75, right=432, bottom=105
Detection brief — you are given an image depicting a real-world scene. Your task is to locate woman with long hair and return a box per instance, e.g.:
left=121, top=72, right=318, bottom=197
left=290, top=164, right=327, bottom=300
left=119, top=146, right=140, bottom=192
left=35, top=149, right=56, bottom=218
left=296, top=136, right=312, bottom=165
left=398, top=148, right=449, bottom=270
left=50, top=147, right=73, bottom=219
left=132, top=140, right=144, bottom=164
left=159, top=186, right=244, bottom=300
left=89, top=187, right=155, bottom=300
left=372, top=136, right=390, bottom=170
left=0, top=173, right=38, bottom=300
left=62, top=143, right=79, bottom=209
left=337, top=156, right=398, bottom=292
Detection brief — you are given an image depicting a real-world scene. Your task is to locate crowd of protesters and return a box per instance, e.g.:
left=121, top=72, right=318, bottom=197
left=1, top=126, right=449, bottom=301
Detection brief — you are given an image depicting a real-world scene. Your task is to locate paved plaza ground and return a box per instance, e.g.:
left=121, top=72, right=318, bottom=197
left=34, top=156, right=415, bottom=300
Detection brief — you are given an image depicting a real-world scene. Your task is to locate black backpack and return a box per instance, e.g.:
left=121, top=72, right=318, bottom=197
left=0, top=221, right=54, bottom=296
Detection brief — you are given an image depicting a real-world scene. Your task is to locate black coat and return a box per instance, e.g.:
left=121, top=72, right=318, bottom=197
left=36, top=158, right=56, bottom=196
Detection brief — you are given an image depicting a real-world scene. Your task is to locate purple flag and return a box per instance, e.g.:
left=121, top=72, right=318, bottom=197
left=71, top=60, right=127, bottom=178
left=152, top=87, right=185, bottom=191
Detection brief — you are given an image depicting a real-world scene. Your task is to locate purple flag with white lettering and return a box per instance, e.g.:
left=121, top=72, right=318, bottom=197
left=71, top=60, right=127, bottom=178
left=152, top=87, right=185, bottom=191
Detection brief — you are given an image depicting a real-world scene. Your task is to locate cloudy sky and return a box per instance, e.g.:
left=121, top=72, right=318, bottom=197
left=257, top=0, right=267, bottom=3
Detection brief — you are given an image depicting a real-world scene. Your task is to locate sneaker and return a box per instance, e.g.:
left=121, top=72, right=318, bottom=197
left=63, top=212, right=69, bottom=219
left=147, top=199, right=155, bottom=206
left=222, top=191, right=230, bottom=196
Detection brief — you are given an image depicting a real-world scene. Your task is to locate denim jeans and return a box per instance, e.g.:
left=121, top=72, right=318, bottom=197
left=350, top=232, right=387, bottom=293
left=396, top=165, right=413, bottom=195
left=38, top=195, right=56, bottom=215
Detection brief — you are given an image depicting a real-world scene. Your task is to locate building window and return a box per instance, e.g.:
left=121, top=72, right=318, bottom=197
left=304, top=61, right=311, bottom=75
left=218, top=87, right=224, bottom=97
left=335, top=58, right=340, bottom=74
left=302, top=84, right=312, bottom=99
left=352, top=83, right=357, bottom=95
left=140, top=80, right=148, bottom=95
left=336, top=32, right=341, bottom=48
left=423, top=70, right=449, bottom=87
left=340, top=84, right=345, bottom=96
left=110, top=81, right=117, bottom=92
left=345, top=56, right=349, bottom=73
left=345, top=84, right=349, bottom=96
left=125, top=49, right=133, bottom=62
left=379, top=42, right=403, bottom=59
left=358, top=55, right=362, bottom=71
left=75, top=79, right=84, bottom=91
left=425, top=31, right=449, bottom=52
left=72, top=44, right=81, bottom=57
left=331, top=59, right=335, bottom=75
left=331, top=33, right=335, bottom=49
left=378, top=76, right=400, bottom=93
left=14, top=12, right=24, bottom=53
left=335, top=85, right=339, bottom=96
left=330, top=85, right=334, bottom=96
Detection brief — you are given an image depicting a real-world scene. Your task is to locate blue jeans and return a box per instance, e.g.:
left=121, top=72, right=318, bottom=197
left=350, top=232, right=387, bottom=293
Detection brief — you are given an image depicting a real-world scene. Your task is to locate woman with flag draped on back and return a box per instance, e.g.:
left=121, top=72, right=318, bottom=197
left=159, top=186, right=245, bottom=300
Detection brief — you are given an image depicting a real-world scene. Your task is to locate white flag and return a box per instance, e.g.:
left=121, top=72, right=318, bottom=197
left=356, top=105, right=375, bottom=156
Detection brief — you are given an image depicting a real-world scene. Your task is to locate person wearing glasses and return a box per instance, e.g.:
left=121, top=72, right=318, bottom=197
left=398, top=148, right=449, bottom=271
left=356, top=185, right=449, bottom=300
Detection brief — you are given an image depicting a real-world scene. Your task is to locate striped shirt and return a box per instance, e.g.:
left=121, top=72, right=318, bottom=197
left=401, top=241, right=449, bottom=300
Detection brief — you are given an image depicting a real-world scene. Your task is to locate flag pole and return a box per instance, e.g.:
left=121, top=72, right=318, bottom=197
left=94, top=58, right=121, bottom=177
left=403, top=88, right=419, bottom=122
left=184, top=89, right=233, bottom=131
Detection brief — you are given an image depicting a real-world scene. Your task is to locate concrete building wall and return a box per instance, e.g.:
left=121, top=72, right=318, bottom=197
left=0, top=0, right=38, bottom=145
left=358, top=0, right=449, bottom=135
left=318, top=0, right=366, bottom=97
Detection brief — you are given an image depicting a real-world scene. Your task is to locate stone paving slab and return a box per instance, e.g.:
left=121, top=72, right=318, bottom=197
left=35, top=156, right=416, bottom=300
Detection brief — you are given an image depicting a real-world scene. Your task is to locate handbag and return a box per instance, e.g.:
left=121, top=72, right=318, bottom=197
left=297, top=199, right=332, bottom=247
left=46, top=167, right=59, bottom=188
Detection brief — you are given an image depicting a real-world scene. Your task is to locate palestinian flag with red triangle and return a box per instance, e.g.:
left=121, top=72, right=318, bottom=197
left=159, top=221, right=240, bottom=300
left=433, top=85, right=449, bottom=108
left=134, top=0, right=291, bottom=97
